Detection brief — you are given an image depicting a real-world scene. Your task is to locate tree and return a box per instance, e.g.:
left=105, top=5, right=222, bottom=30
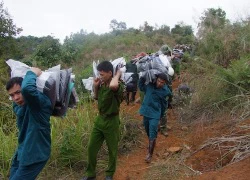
left=65, top=29, right=88, bottom=45
left=171, top=22, right=194, bottom=44
left=156, top=25, right=171, bottom=36
left=0, top=1, right=22, bottom=58
left=140, top=21, right=154, bottom=33
left=62, top=37, right=80, bottom=65
left=33, top=36, right=62, bottom=67
left=197, top=8, right=227, bottom=38
left=109, top=19, right=127, bottom=31
left=171, top=22, right=193, bottom=36
left=139, top=21, right=154, bottom=38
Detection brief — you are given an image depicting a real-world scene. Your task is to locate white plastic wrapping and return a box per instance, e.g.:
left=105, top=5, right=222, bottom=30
left=93, top=60, right=99, bottom=78
left=6, top=59, right=58, bottom=108
left=82, top=77, right=94, bottom=96
left=82, top=58, right=127, bottom=97
left=159, top=54, right=172, bottom=68
left=110, top=57, right=126, bottom=80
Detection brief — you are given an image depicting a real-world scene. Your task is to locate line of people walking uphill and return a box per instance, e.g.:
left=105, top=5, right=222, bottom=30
left=5, top=44, right=183, bottom=180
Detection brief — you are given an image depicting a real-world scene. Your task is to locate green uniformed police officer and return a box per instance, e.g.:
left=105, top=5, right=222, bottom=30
left=82, top=61, right=124, bottom=180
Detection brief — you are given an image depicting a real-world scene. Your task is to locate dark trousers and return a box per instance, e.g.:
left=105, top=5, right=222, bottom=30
left=143, top=116, right=159, bottom=140
left=9, top=157, right=47, bottom=180
left=126, top=91, right=136, bottom=103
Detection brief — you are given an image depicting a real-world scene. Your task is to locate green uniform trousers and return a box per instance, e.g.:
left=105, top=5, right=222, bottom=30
left=172, top=62, right=180, bottom=78
left=86, top=114, right=120, bottom=177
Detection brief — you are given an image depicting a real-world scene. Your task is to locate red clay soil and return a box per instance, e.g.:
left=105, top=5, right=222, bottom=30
left=113, top=80, right=183, bottom=180
left=191, top=157, right=250, bottom=180
left=111, top=79, right=250, bottom=180
left=189, top=118, right=250, bottom=180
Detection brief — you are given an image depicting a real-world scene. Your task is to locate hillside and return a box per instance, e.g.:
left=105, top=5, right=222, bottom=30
left=1, top=4, right=250, bottom=179
left=111, top=79, right=250, bottom=180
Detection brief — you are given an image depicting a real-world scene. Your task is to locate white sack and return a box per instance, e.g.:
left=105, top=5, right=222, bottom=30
left=6, top=59, right=59, bottom=108
left=82, top=77, right=94, bottom=91
left=110, top=57, right=126, bottom=81
left=159, top=54, right=172, bottom=68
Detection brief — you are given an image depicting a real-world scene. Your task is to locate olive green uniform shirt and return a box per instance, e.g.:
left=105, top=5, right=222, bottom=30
left=97, top=82, right=124, bottom=117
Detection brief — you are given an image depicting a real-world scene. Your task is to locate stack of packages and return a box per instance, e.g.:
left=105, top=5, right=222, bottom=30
left=136, top=54, right=169, bottom=84
left=6, top=59, right=78, bottom=117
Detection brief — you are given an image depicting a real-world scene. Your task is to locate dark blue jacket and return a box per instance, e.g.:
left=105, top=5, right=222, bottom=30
left=13, top=71, right=52, bottom=166
left=139, top=78, right=171, bottom=119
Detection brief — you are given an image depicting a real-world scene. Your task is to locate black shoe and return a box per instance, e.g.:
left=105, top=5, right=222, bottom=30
left=81, top=176, right=96, bottom=180
left=105, top=176, right=113, bottom=180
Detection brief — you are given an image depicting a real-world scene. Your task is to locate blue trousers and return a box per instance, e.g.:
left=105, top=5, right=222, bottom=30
left=143, top=116, right=159, bottom=140
left=9, top=156, right=47, bottom=180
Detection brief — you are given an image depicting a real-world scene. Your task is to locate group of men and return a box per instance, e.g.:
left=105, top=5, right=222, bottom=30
left=6, top=45, right=182, bottom=180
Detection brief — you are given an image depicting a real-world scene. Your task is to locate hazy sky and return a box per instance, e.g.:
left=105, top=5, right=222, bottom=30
left=4, top=0, right=250, bottom=42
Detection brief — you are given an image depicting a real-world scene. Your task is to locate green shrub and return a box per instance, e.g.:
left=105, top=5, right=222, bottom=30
left=217, top=57, right=250, bottom=95
left=179, top=57, right=250, bottom=123
left=0, top=122, right=17, bottom=179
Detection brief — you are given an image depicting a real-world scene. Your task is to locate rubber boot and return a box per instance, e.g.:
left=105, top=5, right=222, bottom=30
left=145, top=139, right=156, bottom=163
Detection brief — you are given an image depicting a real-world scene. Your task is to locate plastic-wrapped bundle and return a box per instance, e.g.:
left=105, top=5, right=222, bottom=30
left=6, top=59, right=59, bottom=108
left=6, top=59, right=75, bottom=117
left=52, top=68, right=73, bottom=117
left=45, top=64, right=61, bottom=103
left=123, top=72, right=134, bottom=84
left=92, top=57, right=127, bottom=79
left=110, top=57, right=126, bottom=80
left=82, top=77, right=94, bottom=91
left=159, top=54, right=172, bottom=68
left=136, top=55, right=169, bottom=84
left=82, top=58, right=127, bottom=96
left=136, top=56, right=151, bottom=72
left=82, top=77, right=94, bottom=96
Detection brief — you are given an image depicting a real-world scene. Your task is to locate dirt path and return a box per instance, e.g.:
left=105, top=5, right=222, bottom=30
left=113, top=80, right=184, bottom=180
left=114, top=110, right=185, bottom=180
left=113, top=79, right=250, bottom=180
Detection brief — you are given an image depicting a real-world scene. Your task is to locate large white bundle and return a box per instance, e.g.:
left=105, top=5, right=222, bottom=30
left=82, top=58, right=127, bottom=96
left=6, top=59, right=60, bottom=90
left=6, top=59, right=76, bottom=117
left=110, top=57, right=126, bottom=80
left=92, top=57, right=127, bottom=79
left=82, top=77, right=94, bottom=91
left=6, top=59, right=30, bottom=77
left=6, top=59, right=60, bottom=108
left=159, top=54, right=172, bottom=68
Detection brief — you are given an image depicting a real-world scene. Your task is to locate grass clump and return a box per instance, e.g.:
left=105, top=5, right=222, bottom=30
left=177, top=56, right=250, bottom=124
